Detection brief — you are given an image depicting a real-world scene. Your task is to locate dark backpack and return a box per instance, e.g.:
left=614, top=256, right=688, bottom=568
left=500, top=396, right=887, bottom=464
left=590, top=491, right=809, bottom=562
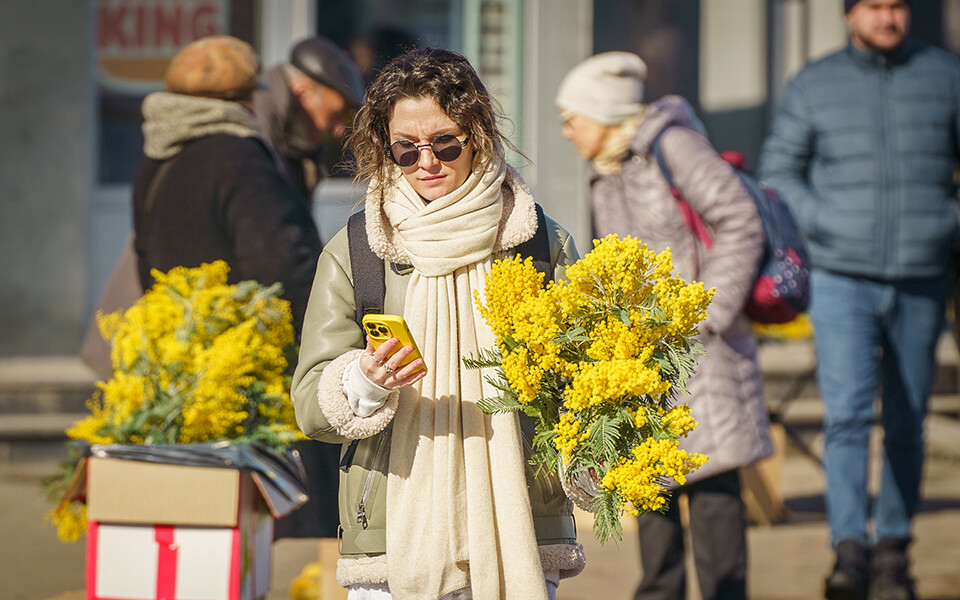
left=651, top=130, right=810, bottom=324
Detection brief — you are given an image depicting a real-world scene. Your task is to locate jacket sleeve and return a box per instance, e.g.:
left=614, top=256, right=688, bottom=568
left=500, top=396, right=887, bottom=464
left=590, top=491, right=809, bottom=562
left=290, top=228, right=377, bottom=444
left=219, top=138, right=322, bottom=335
left=758, top=76, right=822, bottom=239
left=660, top=127, right=765, bottom=334
left=545, top=215, right=581, bottom=281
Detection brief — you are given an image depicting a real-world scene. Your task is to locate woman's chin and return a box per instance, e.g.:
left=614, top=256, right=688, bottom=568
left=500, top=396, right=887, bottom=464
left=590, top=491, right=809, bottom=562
left=412, top=178, right=465, bottom=202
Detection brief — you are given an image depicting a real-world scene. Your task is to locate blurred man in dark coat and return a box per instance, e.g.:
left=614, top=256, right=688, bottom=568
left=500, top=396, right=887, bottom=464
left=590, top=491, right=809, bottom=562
left=133, top=35, right=321, bottom=336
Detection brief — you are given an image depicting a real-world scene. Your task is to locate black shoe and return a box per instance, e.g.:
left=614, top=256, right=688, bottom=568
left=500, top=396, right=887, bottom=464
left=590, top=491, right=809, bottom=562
left=825, top=540, right=870, bottom=600
left=869, top=538, right=916, bottom=600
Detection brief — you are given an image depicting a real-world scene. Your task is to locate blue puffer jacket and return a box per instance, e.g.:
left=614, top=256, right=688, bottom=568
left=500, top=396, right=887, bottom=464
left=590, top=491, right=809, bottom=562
left=759, top=40, right=960, bottom=280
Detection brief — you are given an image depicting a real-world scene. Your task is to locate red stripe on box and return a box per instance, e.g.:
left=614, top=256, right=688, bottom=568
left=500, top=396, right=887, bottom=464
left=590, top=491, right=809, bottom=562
left=229, top=528, right=241, bottom=600
left=155, top=526, right=178, bottom=599
left=86, top=521, right=99, bottom=600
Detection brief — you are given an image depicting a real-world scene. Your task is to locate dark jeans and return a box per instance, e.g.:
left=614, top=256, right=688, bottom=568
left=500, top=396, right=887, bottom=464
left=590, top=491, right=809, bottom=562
left=810, top=270, right=948, bottom=545
left=634, top=470, right=747, bottom=600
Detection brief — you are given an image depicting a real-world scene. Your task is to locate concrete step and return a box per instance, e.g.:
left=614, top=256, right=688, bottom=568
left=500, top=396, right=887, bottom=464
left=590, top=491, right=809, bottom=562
left=0, top=356, right=96, bottom=415
left=0, top=357, right=97, bottom=460
left=0, top=414, right=88, bottom=462
left=757, top=332, right=960, bottom=403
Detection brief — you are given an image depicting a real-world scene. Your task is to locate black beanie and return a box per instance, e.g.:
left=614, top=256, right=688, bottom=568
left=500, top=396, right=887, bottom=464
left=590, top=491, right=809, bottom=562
left=845, top=0, right=910, bottom=13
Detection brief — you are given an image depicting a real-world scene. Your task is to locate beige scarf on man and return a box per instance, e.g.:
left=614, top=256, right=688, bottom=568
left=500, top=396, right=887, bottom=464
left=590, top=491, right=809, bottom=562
left=369, top=159, right=548, bottom=600
left=141, top=91, right=263, bottom=160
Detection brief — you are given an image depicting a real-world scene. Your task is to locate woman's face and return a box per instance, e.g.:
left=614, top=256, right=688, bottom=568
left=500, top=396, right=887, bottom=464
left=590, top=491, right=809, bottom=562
left=387, top=96, right=474, bottom=201
left=562, top=113, right=613, bottom=161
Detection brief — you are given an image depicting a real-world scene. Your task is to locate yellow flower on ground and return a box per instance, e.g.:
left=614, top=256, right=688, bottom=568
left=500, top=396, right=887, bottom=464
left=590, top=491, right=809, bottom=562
left=44, top=503, right=87, bottom=543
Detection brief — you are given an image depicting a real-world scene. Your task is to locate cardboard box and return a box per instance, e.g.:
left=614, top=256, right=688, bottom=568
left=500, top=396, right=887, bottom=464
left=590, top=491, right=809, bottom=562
left=740, top=423, right=789, bottom=526
left=80, top=456, right=275, bottom=600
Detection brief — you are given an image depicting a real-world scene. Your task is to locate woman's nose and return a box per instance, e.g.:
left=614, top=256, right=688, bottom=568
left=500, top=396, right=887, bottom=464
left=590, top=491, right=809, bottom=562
left=417, top=145, right=440, bottom=169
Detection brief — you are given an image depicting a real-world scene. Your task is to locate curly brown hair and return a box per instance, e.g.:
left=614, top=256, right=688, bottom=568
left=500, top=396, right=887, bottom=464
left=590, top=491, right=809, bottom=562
left=348, top=47, right=516, bottom=198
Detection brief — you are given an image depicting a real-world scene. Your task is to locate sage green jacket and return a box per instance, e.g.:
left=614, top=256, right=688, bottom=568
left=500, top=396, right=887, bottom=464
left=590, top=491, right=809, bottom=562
left=290, top=212, right=586, bottom=587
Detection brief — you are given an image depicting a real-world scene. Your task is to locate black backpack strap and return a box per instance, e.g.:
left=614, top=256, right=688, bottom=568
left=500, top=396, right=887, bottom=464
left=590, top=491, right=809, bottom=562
left=347, top=210, right=386, bottom=329
left=343, top=210, right=386, bottom=471
left=513, top=203, right=551, bottom=287
left=650, top=126, right=680, bottom=196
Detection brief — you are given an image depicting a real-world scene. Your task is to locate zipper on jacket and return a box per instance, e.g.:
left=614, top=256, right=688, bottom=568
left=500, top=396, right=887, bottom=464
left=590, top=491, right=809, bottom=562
left=356, top=431, right=389, bottom=529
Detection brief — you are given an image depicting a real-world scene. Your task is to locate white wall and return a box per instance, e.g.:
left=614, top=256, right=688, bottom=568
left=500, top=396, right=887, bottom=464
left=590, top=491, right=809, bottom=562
left=0, top=0, right=96, bottom=354
left=699, top=0, right=768, bottom=114
left=521, top=0, right=594, bottom=249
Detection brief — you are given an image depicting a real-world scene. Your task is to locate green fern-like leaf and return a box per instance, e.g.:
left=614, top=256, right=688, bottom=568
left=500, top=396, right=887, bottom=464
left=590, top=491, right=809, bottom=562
left=586, top=413, right=625, bottom=468
left=462, top=346, right=504, bottom=370
left=477, top=395, right=524, bottom=415
left=592, top=490, right=625, bottom=546
left=552, top=326, right=589, bottom=345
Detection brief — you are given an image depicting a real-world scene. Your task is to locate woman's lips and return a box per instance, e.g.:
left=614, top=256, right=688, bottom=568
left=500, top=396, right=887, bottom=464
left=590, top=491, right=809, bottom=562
left=420, top=174, right=445, bottom=185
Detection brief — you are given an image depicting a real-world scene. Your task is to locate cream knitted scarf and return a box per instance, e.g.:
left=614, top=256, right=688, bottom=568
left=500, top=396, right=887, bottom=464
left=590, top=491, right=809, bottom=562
left=368, top=160, right=548, bottom=600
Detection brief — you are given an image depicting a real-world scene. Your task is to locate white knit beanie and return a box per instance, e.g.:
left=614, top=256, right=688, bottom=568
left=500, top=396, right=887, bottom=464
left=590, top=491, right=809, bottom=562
left=556, top=52, right=647, bottom=125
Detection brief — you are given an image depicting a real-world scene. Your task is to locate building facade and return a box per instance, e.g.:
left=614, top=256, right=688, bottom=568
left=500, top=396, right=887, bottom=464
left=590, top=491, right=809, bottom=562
left=1, top=0, right=956, bottom=356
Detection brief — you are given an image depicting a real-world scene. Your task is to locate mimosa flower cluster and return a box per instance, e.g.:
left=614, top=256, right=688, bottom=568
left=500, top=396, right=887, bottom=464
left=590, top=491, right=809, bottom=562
left=44, top=261, right=304, bottom=542
left=470, top=234, right=712, bottom=543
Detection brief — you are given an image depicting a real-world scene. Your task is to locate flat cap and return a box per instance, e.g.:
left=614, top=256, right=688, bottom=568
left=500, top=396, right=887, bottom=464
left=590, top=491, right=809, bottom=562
left=165, top=35, right=261, bottom=99
left=290, top=36, right=364, bottom=107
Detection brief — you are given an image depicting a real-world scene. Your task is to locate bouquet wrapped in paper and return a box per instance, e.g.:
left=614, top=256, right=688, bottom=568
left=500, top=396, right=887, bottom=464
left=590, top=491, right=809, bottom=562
left=470, top=234, right=714, bottom=543
left=44, top=261, right=305, bottom=542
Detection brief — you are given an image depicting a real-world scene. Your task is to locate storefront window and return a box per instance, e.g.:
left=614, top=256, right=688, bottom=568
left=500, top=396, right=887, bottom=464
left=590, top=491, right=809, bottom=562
left=96, top=0, right=257, bottom=184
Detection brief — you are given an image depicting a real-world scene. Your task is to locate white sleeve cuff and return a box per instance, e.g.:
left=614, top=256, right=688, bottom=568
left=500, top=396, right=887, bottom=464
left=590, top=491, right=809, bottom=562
left=342, top=358, right=393, bottom=417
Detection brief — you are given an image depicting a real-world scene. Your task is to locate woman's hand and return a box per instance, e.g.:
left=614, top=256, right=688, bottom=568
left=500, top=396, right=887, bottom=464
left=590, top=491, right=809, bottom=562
left=359, top=336, right=427, bottom=390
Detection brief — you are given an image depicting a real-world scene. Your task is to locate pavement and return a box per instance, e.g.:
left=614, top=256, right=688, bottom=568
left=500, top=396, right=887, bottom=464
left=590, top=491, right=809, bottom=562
left=2, top=337, right=960, bottom=600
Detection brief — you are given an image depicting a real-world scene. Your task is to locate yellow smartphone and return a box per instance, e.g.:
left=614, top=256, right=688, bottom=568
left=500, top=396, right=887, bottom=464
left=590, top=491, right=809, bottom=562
left=361, top=313, right=426, bottom=374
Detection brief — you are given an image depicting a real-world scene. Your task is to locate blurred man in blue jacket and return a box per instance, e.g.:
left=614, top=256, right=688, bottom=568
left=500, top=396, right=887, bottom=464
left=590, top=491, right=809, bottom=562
left=760, top=2, right=960, bottom=599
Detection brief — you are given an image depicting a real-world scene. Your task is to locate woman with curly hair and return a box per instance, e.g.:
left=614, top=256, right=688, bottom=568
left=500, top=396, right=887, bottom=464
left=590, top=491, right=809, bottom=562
left=290, top=47, right=585, bottom=600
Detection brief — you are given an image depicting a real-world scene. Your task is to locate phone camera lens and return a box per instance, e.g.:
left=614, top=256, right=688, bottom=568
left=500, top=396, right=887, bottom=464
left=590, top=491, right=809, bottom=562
left=377, top=326, right=389, bottom=336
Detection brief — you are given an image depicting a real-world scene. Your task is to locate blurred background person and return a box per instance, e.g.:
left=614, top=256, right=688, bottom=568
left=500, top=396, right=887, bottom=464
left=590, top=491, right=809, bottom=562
left=759, top=1, right=960, bottom=599
left=347, top=26, right=419, bottom=88
left=253, top=35, right=365, bottom=208
left=132, top=35, right=321, bottom=336
left=556, top=51, right=772, bottom=600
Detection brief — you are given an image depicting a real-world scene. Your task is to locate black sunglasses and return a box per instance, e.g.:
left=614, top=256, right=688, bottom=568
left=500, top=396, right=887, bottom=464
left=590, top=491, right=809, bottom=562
left=386, top=134, right=471, bottom=167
